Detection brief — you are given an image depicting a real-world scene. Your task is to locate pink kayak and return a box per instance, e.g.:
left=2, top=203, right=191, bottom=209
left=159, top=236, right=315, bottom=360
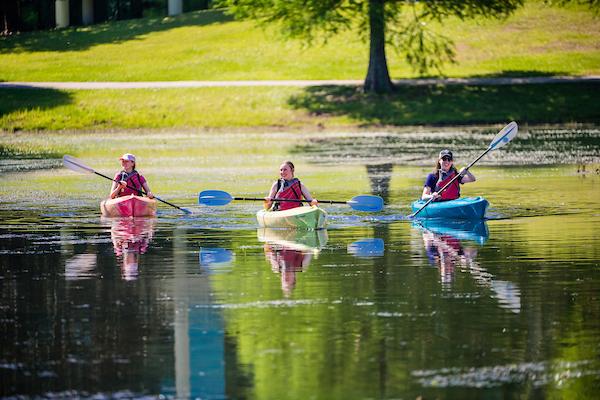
left=100, top=195, right=157, bottom=217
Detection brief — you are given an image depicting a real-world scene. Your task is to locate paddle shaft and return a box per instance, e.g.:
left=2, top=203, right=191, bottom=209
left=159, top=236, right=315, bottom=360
left=234, top=196, right=347, bottom=205
left=411, top=146, right=492, bottom=218
left=94, top=170, right=188, bottom=212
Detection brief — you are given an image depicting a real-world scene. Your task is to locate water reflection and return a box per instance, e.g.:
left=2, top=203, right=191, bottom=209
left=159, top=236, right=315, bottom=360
left=347, top=238, right=385, bottom=258
left=199, top=247, right=235, bottom=274
left=258, top=228, right=328, bottom=296
left=64, top=253, right=98, bottom=280
left=413, top=219, right=521, bottom=313
left=108, top=217, right=156, bottom=281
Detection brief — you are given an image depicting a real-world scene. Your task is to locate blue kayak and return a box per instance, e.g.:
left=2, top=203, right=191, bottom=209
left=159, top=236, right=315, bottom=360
left=411, top=197, right=489, bottom=220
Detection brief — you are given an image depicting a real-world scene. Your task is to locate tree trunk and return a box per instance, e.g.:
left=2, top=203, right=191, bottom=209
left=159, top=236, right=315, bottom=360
left=364, top=0, right=394, bottom=94
left=1, top=0, right=21, bottom=34
left=131, top=0, right=143, bottom=19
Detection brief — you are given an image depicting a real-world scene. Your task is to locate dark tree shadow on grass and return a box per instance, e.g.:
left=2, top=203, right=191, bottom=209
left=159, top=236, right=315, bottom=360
left=0, top=88, right=73, bottom=134
left=0, top=9, right=232, bottom=53
left=288, top=79, right=600, bottom=126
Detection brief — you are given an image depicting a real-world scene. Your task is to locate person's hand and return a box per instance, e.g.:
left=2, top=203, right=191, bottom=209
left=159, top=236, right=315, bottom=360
left=119, top=180, right=127, bottom=189
left=431, top=192, right=440, bottom=200
left=309, top=199, right=318, bottom=207
left=264, top=197, right=273, bottom=209
left=459, top=167, right=468, bottom=177
left=146, top=191, right=154, bottom=199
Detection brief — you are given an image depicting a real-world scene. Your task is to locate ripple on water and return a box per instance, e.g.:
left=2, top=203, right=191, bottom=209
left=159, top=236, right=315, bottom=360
left=295, top=127, right=600, bottom=166
left=413, top=359, right=600, bottom=388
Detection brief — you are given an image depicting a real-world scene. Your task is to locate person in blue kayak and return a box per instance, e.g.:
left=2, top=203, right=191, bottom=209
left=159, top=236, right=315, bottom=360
left=109, top=153, right=154, bottom=199
left=421, top=149, right=476, bottom=201
left=265, top=161, right=318, bottom=210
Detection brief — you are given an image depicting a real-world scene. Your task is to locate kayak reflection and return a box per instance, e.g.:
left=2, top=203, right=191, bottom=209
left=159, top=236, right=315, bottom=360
left=414, top=219, right=521, bottom=313
left=108, top=217, right=156, bottom=281
left=415, top=219, right=489, bottom=245
left=258, top=228, right=328, bottom=296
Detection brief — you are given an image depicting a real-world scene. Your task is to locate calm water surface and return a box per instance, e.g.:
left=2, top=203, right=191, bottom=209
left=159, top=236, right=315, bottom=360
left=1, top=127, right=599, bottom=399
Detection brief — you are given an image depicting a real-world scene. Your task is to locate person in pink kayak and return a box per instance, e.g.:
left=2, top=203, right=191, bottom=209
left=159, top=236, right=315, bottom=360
left=421, top=149, right=476, bottom=201
left=265, top=161, right=318, bottom=210
left=109, top=153, right=154, bottom=199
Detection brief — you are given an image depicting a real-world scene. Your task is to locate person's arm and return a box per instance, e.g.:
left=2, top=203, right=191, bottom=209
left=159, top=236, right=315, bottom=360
left=109, top=174, right=125, bottom=199
left=459, top=168, right=476, bottom=183
left=142, top=181, right=154, bottom=198
left=300, top=183, right=318, bottom=206
left=421, top=186, right=440, bottom=201
left=421, top=174, right=439, bottom=200
left=264, top=181, right=278, bottom=209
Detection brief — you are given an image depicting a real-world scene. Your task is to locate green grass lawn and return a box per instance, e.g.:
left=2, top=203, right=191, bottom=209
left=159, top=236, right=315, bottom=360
left=1, top=2, right=598, bottom=81
left=1, top=83, right=598, bottom=132
left=0, top=1, right=599, bottom=131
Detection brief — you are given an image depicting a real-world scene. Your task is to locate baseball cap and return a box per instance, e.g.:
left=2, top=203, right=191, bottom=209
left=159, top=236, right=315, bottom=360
left=119, top=153, right=136, bottom=162
left=438, top=149, right=453, bottom=159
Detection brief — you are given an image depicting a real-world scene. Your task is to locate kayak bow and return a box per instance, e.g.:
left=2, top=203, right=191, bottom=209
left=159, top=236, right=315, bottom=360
left=100, top=195, right=158, bottom=218
left=256, top=206, right=327, bottom=229
left=410, top=197, right=488, bottom=220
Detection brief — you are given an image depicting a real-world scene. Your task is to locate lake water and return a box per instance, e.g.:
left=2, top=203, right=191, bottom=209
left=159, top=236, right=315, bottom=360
left=1, top=126, right=599, bottom=399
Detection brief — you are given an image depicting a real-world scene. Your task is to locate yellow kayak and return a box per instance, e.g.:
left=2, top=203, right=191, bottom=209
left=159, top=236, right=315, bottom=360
left=256, top=206, right=327, bottom=229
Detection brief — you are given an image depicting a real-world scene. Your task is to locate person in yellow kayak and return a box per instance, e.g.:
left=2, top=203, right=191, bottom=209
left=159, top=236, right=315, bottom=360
left=421, top=149, right=476, bottom=201
left=265, top=161, right=318, bottom=210
left=109, top=153, right=154, bottom=199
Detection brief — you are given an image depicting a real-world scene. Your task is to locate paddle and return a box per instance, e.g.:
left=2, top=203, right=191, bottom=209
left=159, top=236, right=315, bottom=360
left=198, top=190, right=384, bottom=212
left=63, top=155, right=191, bottom=214
left=410, top=121, right=519, bottom=218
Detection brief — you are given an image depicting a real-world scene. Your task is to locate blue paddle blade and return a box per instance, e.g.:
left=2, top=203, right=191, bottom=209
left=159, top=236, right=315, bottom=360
left=198, top=190, right=233, bottom=206
left=348, top=195, right=384, bottom=212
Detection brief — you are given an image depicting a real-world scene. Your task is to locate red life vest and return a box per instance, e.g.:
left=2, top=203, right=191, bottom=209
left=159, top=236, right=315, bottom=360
left=435, top=170, right=460, bottom=201
left=114, top=170, right=146, bottom=197
left=275, top=178, right=303, bottom=211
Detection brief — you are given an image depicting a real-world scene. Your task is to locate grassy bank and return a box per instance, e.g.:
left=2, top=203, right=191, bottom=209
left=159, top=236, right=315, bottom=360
left=1, top=83, right=599, bottom=132
left=1, top=2, right=599, bottom=81
left=1, top=2, right=599, bottom=132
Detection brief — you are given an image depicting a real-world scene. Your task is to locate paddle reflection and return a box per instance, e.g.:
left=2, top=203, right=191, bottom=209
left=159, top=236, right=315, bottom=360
left=348, top=238, right=385, bottom=258
left=64, top=253, right=98, bottom=280
left=414, top=219, right=521, bottom=313
left=258, top=228, right=328, bottom=296
left=199, top=247, right=235, bottom=274
left=109, top=217, right=156, bottom=281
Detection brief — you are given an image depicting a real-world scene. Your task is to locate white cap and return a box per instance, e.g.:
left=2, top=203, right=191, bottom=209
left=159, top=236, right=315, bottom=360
left=119, top=153, right=136, bottom=162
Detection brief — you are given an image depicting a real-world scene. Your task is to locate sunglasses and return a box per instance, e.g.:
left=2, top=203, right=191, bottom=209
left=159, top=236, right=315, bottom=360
left=441, top=156, right=453, bottom=161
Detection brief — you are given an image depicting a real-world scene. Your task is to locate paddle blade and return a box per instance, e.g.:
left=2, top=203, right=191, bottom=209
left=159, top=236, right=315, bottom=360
left=347, top=195, right=384, bottom=212
left=63, top=155, right=95, bottom=174
left=198, top=190, right=234, bottom=206
left=488, top=121, right=518, bottom=151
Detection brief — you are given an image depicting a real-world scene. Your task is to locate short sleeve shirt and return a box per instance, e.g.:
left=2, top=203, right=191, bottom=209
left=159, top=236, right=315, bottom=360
left=424, top=171, right=462, bottom=192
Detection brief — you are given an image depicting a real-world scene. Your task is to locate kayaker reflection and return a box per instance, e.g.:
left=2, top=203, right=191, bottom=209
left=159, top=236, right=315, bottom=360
left=264, top=161, right=318, bottom=210
left=421, top=228, right=521, bottom=312
left=109, top=153, right=154, bottom=199
left=110, top=218, right=155, bottom=281
left=421, top=149, right=476, bottom=201
left=422, top=230, right=478, bottom=286
left=263, top=242, right=313, bottom=296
